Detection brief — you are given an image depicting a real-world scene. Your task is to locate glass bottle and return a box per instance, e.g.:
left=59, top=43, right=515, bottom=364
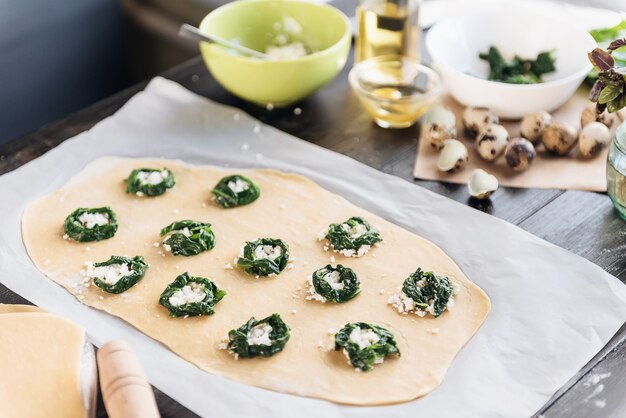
left=355, top=0, right=421, bottom=63
left=607, top=121, right=626, bottom=219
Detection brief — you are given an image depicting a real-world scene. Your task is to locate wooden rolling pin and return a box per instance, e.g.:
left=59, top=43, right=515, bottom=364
left=97, top=339, right=161, bottom=418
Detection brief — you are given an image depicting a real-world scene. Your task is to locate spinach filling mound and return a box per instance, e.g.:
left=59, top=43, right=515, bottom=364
left=85, top=255, right=148, bottom=294
left=125, top=168, right=175, bottom=197
left=310, top=264, right=360, bottom=303
left=159, top=272, right=226, bottom=317
left=64, top=207, right=118, bottom=242
left=236, top=238, right=289, bottom=276
left=212, top=174, right=260, bottom=208
left=324, top=216, right=382, bottom=257
left=390, top=268, right=455, bottom=317
left=226, top=313, right=290, bottom=358
left=160, top=220, right=216, bottom=257
left=334, top=322, right=400, bottom=372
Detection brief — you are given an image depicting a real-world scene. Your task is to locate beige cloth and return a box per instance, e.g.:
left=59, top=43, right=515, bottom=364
left=414, top=90, right=617, bottom=192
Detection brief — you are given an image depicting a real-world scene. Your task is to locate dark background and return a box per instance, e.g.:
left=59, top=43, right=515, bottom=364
left=1, top=0, right=625, bottom=145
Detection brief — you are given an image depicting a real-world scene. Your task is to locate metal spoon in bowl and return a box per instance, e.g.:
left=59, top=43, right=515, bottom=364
left=178, top=24, right=274, bottom=60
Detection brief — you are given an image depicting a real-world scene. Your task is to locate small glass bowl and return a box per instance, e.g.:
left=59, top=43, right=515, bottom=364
left=349, top=55, right=442, bottom=129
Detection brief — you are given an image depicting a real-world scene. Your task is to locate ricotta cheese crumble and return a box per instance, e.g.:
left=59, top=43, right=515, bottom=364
left=348, top=327, right=380, bottom=350
left=78, top=212, right=109, bottom=229
left=323, top=270, right=344, bottom=290
left=253, top=245, right=282, bottom=260
left=247, top=323, right=273, bottom=346
left=388, top=283, right=460, bottom=317
left=137, top=169, right=169, bottom=186
left=227, top=178, right=250, bottom=194
left=168, top=282, right=206, bottom=307
left=342, top=222, right=368, bottom=239
left=84, top=262, right=131, bottom=285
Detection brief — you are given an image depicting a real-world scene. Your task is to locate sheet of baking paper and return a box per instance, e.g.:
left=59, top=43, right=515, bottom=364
left=413, top=90, right=618, bottom=192
left=0, top=77, right=625, bottom=418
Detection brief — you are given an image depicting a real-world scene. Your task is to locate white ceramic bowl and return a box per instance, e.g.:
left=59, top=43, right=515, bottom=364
left=426, top=10, right=597, bottom=119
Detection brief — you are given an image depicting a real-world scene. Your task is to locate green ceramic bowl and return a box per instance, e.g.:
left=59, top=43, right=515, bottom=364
left=199, top=0, right=351, bottom=107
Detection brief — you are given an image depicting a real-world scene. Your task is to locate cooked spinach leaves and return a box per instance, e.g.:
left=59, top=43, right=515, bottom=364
left=311, top=264, right=360, bottom=303
left=160, top=220, right=216, bottom=257
left=159, top=272, right=226, bottom=317
left=479, top=46, right=556, bottom=84
left=236, top=238, right=289, bottom=276
left=324, top=216, right=382, bottom=257
left=64, top=207, right=118, bottom=242
left=227, top=313, right=290, bottom=358
left=212, top=174, right=260, bottom=208
left=126, top=168, right=175, bottom=197
left=402, top=268, right=453, bottom=317
left=334, top=322, right=400, bottom=372
left=88, top=255, right=148, bottom=294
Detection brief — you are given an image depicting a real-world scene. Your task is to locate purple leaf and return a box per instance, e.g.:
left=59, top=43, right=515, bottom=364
left=588, top=48, right=615, bottom=71
left=589, top=80, right=605, bottom=102
left=608, top=39, right=626, bottom=52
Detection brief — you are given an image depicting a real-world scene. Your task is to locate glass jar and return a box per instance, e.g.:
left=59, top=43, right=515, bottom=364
left=607, top=121, right=626, bottom=219
left=355, top=0, right=421, bottom=63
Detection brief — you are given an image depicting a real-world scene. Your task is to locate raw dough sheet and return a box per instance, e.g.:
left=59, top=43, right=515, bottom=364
left=22, top=157, right=490, bottom=405
left=414, top=91, right=614, bottom=191
left=0, top=77, right=625, bottom=417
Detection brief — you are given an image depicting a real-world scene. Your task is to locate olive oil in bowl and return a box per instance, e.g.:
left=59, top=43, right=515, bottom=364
left=349, top=56, right=441, bottom=128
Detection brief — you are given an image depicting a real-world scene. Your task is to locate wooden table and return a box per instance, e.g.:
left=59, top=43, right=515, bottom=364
left=2, top=22, right=626, bottom=418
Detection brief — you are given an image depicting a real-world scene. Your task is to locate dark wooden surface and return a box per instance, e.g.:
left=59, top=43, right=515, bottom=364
left=2, top=9, right=626, bottom=418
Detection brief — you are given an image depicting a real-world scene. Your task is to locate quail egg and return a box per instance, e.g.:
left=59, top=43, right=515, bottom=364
left=468, top=169, right=498, bottom=199
left=520, top=111, right=553, bottom=144
left=476, top=124, right=510, bottom=161
left=462, top=107, right=499, bottom=137
left=420, top=105, right=457, bottom=150
left=505, top=138, right=536, bottom=171
left=581, top=103, right=618, bottom=128
left=437, top=139, right=468, bottom=172
left=579, top=122, right=611, bottom=158
left=542, top=123, right=578, bottom=156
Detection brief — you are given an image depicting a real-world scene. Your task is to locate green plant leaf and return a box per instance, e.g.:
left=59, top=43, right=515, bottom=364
left=598, top=83, right=623, bottom=104
left=590, top=20, right=626, bottom=43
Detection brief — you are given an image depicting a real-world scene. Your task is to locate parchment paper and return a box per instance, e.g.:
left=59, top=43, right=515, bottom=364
left=1, top=77, right=625, bottom=418
left=413, top=90, right=616, bottom=192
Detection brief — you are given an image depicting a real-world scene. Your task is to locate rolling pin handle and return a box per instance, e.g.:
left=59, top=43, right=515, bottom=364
left=97, top=339, right=161, bottom=418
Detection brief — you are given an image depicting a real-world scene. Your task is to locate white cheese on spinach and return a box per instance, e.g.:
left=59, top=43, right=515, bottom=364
left=168, top=282, right=206, bottom=307
left=78, top=212, right=109, bottom=229
left=84, top=262, right=131, bottom=285
left=253, top=245, right=282, bottom=261
left=227, top=178, right=250, bottom=194
left=137, top=169, right=169, bottom=186
left=348, top=327, right=381, bottom=350
left=323, top=270, right=344, bottom=290
left=247, top=323, right=273, bottom=346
